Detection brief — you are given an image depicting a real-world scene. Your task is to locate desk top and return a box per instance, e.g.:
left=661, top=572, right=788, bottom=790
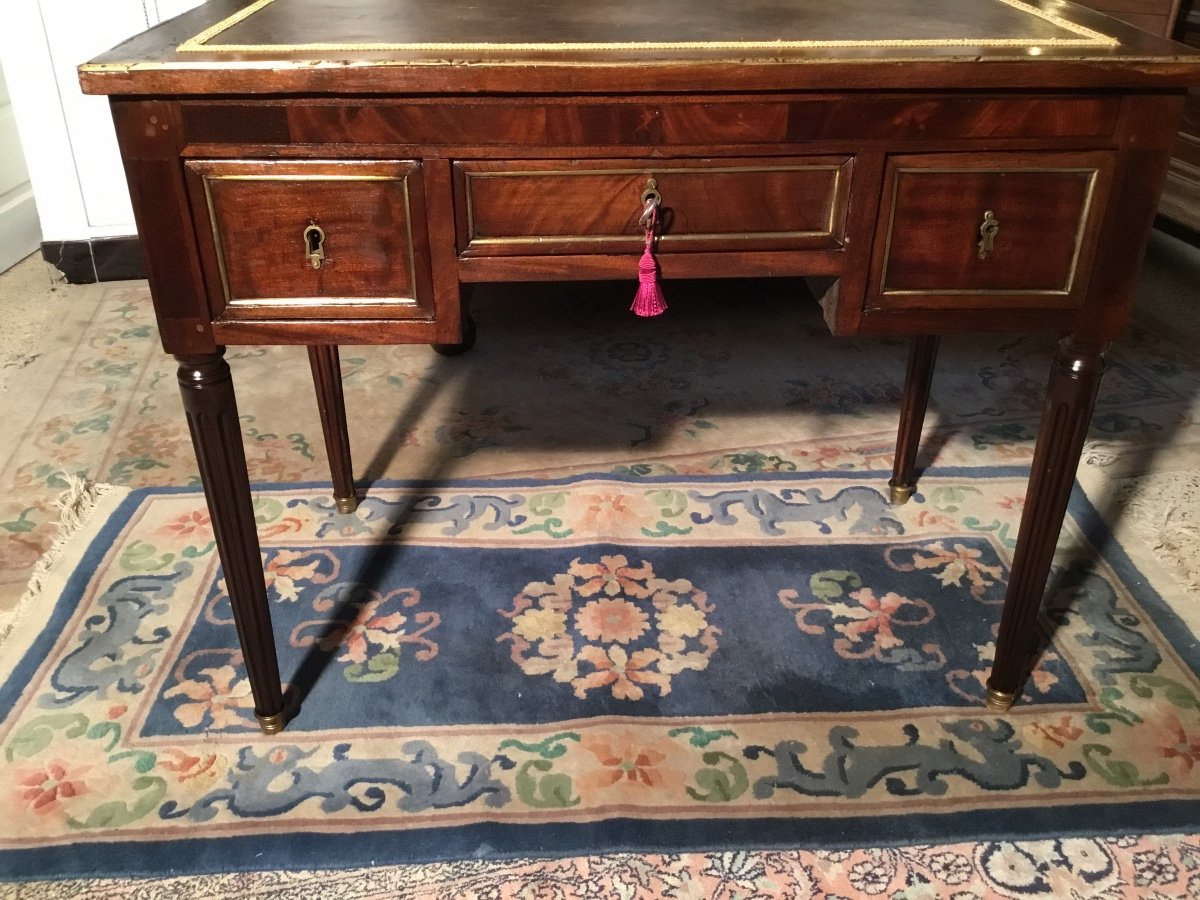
left=81, top=0, right=1200, bottom=94
left=177, top=0, right=1116, bottom=52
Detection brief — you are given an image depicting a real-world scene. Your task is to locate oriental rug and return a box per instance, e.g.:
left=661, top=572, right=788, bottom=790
left=1, top=468, right=1197, bottom=881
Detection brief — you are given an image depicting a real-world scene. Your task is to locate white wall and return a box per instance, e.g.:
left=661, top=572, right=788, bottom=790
left=0, top=61, right=41, bottom=271
left=0, top=0, right=202, bottom=244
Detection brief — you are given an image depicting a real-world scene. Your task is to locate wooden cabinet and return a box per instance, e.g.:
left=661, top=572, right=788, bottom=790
left=1074, top=0, right=1199, bottom=231
left=1161, top=2, right=1200, bottom=231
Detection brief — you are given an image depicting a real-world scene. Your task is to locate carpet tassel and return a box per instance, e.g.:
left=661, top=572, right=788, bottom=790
left=631, top=242, right=668, bottom=318
left=631, top=203, right=667, bottom=317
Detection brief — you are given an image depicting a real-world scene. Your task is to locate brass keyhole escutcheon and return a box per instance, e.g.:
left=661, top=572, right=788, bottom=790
left=977, top=210, right=1000, bottom=260
left=303, top=222, right=326, bottom=269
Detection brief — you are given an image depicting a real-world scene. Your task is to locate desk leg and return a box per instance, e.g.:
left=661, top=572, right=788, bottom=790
left=431, top=314, right=477, bottom=357
left=432, top=285, right=476, bottom=357
left=177, top=351, right=288, bottom=734
left=889, top=335, right=939, bottom=505
left=308, top=345, right=357, bottom=514
left=985, top=335, right=1107, bottom=711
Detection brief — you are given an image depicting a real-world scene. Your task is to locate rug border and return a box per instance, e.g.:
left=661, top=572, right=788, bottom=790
left=3, top=801, right=1199, bottom=882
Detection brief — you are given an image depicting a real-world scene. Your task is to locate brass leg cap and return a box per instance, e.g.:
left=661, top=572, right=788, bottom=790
left=334, top=495, right=358, bottom=515
left=888, top=480, right=916, bottom=506
left=255, top=710, right=288, bottom=735
left=985, top=687, right=1016, bottom=712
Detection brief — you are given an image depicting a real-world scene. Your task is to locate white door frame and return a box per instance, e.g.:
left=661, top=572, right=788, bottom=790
left=0, top=61, right=40, bottom=273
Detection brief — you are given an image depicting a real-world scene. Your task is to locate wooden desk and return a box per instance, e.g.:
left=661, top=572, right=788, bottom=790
left=80, top=0, right=1200, bottom=733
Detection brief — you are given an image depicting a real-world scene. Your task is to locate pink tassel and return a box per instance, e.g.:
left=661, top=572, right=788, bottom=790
left=631, top=235, right=667, bottom=318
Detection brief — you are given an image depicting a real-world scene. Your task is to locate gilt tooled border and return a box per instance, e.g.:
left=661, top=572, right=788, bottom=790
left=176, top=0, right=1118, bottom=54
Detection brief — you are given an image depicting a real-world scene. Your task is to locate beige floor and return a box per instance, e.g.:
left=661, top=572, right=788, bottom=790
left=0, top=253, right=69, bottom=394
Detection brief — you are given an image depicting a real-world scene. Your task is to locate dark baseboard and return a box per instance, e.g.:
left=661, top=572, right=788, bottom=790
left=1154, top=215, right=1200, bottom=250
left=41, top=237, right=145, bottom=284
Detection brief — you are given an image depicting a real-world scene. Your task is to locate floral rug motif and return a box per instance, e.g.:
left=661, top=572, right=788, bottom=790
left=1, top=469, right=1197, bottom=881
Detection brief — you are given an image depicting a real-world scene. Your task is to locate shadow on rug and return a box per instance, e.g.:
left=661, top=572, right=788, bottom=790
left=1, top=468, right=1197, bottom=880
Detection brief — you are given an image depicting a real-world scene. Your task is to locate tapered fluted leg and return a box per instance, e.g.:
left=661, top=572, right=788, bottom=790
left=985, top=336, right=1108, bottom=711
left=889, top=335, right=940, bottom=505
left=177, top=351, right=287, bottom=734
left=307, top=345, right=357, bottom=514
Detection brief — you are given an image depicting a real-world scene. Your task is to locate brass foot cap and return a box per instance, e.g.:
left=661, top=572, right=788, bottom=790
left=888, top=481, right=916, bottom=506
left=985, top=687, right=1016, bottom=712
left=334, top=495, right=358, bottom=515
left=255, top=710, right=288, bottom=735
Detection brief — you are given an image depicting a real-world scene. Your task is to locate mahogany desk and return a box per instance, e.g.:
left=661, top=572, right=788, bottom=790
left=80, top=0, right=1200, bottom=733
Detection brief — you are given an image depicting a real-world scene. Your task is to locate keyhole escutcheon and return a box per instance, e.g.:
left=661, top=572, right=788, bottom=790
left=977, top=210, right=1000, bottom=261
left=303, top=222, right=326, bottom=269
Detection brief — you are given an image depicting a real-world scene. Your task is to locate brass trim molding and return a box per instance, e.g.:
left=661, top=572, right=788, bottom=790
left=178, top=0, right=1117, bottom=54
left=225, top=297, right=423, bottom=309
left=463, top=164, right=845, bottom=248
left=200, top=171, right=422, bottom=311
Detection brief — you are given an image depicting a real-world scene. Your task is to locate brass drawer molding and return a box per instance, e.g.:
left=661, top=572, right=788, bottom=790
left=457, top=159, right=851, bottom=256
left=870, top=153, right=1113, bottom=311
left=188, top=160, right=435, bottom=323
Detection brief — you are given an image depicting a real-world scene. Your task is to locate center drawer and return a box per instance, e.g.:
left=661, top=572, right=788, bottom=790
left=453, top=157, right=852, bottom=256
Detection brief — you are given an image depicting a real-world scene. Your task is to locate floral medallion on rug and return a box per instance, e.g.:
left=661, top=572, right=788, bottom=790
left=0, top=468, right=1196, bottom=881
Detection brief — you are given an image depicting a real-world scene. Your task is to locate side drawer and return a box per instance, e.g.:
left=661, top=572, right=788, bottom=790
left=867, top=152, right=1114, bottom=311
left=186, top=159, right=435, bottom=322
left=454, top=157, right=852, bottom=256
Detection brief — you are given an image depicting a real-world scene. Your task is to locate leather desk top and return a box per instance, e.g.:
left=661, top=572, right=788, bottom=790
left=178, top=0, right=1113, bottom=52
left=79, top=0, right=1200, bottom=94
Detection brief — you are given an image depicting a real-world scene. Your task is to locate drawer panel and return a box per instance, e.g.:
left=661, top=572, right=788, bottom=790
left=454, top=157, right=852, bottom=256
left=187, top=159, right=434, bottom=321
left=869, top=152, right=1114, bottom=310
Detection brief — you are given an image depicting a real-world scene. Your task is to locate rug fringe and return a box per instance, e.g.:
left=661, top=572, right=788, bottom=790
left=1116, top=470, right=1200, bottom=595
left=1, top=476, right=120, bottom=653
left=1140, top=514, right=1200, bottom=593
